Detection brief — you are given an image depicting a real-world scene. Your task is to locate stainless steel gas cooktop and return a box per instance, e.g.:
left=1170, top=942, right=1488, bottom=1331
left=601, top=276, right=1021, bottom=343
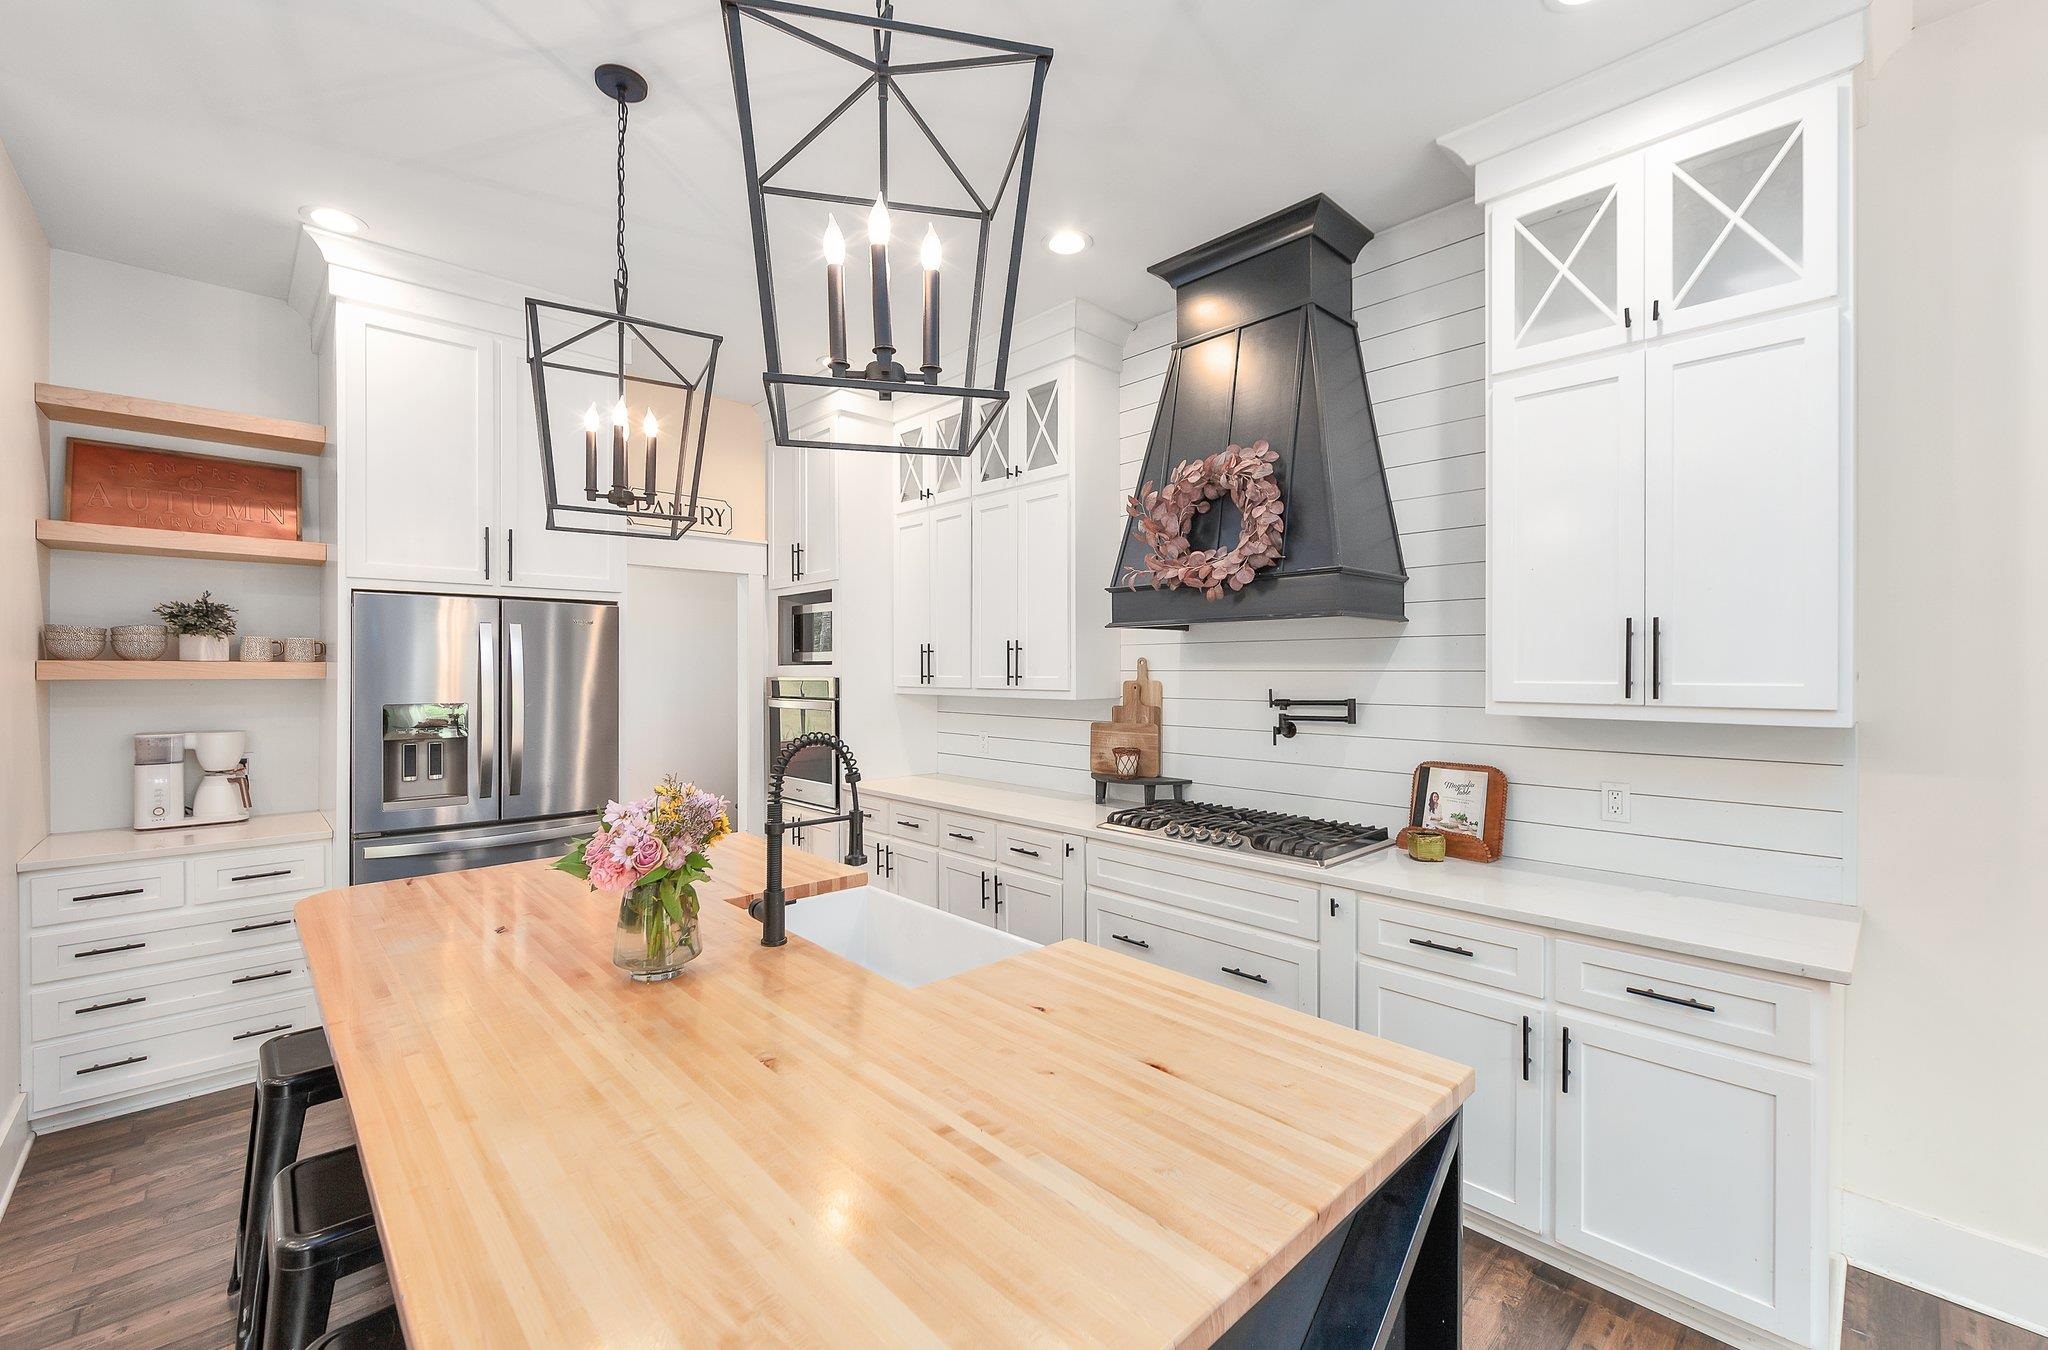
left=1101, top=800, right=1393, bottom=869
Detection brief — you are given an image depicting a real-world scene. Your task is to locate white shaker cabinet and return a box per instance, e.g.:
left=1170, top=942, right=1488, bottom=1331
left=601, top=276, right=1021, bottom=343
left=971, top=483, right=1077, bottom=694
left=501, top=352, right=629, bottom=593
left=1488, top=159, right=1643, bottom=374
left=893, top=500, right=971, bottom=691
left=769, top=426, right=840, bottom=591
left=992, top=866, right=1063, bottom=946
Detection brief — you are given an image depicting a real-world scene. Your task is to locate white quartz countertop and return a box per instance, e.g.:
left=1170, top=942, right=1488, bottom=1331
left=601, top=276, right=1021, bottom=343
left=17, top=811, right=335, bottom=874
left=858, top=775, right=1861, bottom=984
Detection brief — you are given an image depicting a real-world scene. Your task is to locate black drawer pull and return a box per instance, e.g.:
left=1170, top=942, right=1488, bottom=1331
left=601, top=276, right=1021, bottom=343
left=1626, top=985, right=1717, bottom=1014
left=895, top=819, right=922, bottom=830
left=229, top=869, right=294, bottom=883
left=1110, top=933, right=1150, bottom=950
left=1221, top=965, right=1269, bottom=985
left=77, top=995, right=147, bottom=1015
left=1008, top=846, right=1041, bottom=859
left=947, top=831, right=977, bottom=842
left=74, top=886, right=145, bottom=903
left=233, top=1023, right=295, bottom=1042
left=231, top=919, right=294, bottom=934
left=76, top=941, right=146, bottom=959
left=233, top=968, right=295, bottom=985
left=1409, top=937, right=1475, bottom=958
left=78, top=1055, right=147, bottom=1076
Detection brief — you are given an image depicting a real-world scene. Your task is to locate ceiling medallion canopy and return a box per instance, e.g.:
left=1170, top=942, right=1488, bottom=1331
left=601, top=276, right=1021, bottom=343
left=720, top=0, right=1053, bottom=457
left=525, top=64, right=724, bottom=540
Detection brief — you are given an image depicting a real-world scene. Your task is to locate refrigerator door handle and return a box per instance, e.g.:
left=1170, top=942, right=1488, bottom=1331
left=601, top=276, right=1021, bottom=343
left=507, top=622, right=526, bottom=798
left=359, top=820, right=594, bottom=860
left=477, top=620, right=496, bottom=800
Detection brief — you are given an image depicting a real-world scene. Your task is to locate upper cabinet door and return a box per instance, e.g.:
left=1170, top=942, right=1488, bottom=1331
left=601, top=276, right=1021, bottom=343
left=343, top=307, right=500, bottom=586
left=1489, top=353, right=1646, bottom=706
left=893, top=415, right=930, bottom=512
left=1644, top=84, right=1840, bottom=336
left=926, top=501, right=974, bottom=690
left=1644, top=310, right=1841, bottom=712
left=971, top=492, right=1021, bottom=690
left=892, top=511, right=933, bottom=690
left=768, top=440, right=800, bottom=589
left=924, top=407, right=971, bottom=503
left=502, top=348, right=625, bottom=594
left=1489, top=158, right=1643, bottom=374
left=1011, top=479, right=1072, bottom=693
left=795, top=441, right=840, bottom=587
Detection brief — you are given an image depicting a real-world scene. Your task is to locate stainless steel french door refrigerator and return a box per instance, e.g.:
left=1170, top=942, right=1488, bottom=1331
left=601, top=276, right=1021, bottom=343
left=350, top=591, right=620, bottom=882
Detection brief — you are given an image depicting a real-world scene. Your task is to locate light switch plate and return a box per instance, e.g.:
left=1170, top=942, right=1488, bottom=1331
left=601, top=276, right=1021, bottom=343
left=1600, top=782, right=1631, bottom=823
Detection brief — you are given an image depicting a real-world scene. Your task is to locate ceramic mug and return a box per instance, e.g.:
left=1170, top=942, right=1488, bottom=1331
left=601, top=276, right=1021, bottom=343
left=282, top=637, right=327, bottom=663
left=238, top=636, right=283, bottom=662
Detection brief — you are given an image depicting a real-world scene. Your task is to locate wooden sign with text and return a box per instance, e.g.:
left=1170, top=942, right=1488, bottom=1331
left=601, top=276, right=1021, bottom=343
left=63, top=438, right=302, bottom=540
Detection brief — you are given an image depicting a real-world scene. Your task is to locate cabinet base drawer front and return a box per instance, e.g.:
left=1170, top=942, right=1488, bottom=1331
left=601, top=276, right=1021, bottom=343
left=884, top=802, right=938, bottom=841
left=1087, top=842, right=1320, bottom=940
left=995, top=822, right=1067, bottom=879
left=1356, top=896, right=1546, bottom=998
left=28, top=861, right=185, bottom=929
left=1089, top=892, right=1317, bottom=1015
left=31, top=949, right=310, bottom=1042
left=1554, top=938, right=1818, bottom=1062
left=30, top=906, right=303, bottom=984
left=937, top=812, right=997, bottom=861
left=33, top=993, right=318, bottom=1112
left=186, top=842, right=329, bottom=906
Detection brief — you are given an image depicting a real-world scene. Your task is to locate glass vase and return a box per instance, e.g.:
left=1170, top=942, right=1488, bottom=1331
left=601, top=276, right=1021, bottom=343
left=613, top=883, right=702, bottom=981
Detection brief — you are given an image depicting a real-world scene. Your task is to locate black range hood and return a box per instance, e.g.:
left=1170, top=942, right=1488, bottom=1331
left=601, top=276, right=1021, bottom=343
left=1109, top=195, right=1407, bottom=627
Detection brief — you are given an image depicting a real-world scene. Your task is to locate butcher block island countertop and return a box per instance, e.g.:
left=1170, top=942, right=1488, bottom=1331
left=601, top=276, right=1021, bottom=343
left=296, top=832, right=1472, bottom=1348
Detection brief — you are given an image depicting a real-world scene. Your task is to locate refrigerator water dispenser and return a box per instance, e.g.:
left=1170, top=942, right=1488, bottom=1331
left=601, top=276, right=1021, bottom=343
left=381, top=703, right=470, bottom=807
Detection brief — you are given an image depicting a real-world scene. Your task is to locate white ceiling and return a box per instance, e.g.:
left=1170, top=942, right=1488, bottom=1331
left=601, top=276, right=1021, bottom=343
left=0, top=0, right=1754, bottom=395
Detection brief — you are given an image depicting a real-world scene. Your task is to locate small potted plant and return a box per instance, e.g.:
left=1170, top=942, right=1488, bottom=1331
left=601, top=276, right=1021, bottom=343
left=556, top=777, right=732, bottom=981
left=154, top=591, right=238, bottom=661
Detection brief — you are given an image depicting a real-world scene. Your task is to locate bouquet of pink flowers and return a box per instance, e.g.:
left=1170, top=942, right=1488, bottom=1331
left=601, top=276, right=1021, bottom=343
left=556, top=777, right=731, bottom=976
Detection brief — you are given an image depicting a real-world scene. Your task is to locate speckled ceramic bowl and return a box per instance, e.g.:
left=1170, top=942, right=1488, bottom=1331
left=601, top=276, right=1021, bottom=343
left=110, top=624, right=169, bottom=660
left=42, top=624, right=107, bottom=660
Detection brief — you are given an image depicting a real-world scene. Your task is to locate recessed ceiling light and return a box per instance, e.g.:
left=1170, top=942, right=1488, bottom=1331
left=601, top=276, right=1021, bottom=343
left=1543, top=0, right=1598, bottom=9
left=299, top=205, right=365, bottom=234
left=1045, top=229, right=1091, bottom=256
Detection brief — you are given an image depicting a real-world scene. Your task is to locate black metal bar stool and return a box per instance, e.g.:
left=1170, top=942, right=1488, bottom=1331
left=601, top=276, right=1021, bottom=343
left=306, top=1302, right=404, bottom=1349
left=233, top=1028, right=343, bottom=1346
left=249, top=1143, right=385, bottom=1350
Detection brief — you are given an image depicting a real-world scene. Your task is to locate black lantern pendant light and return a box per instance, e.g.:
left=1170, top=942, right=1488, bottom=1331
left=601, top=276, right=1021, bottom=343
left=720, top=0, right=1052, bottom=458
left=525, top=64, right=724, bottom=540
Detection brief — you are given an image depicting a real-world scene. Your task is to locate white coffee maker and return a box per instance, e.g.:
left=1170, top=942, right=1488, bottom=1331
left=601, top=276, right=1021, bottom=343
left=133, top=732, right=252, bottom=830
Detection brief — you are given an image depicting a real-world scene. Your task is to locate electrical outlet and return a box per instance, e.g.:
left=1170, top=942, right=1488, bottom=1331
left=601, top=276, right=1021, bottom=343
left=1600, top=782, right=1631, bottom=823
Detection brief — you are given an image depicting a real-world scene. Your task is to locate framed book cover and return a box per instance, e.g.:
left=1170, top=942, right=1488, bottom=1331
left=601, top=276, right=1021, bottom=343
left=1396, top=761, right=1507, bottom=862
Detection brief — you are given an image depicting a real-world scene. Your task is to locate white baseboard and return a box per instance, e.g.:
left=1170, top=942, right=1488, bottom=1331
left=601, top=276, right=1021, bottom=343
left=1840, top=1191, right=2048, bottom=1337
left=0, top=1090, right=30, bottom=1223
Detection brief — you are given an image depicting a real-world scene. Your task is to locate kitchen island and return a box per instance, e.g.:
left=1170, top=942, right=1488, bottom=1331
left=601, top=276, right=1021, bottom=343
left=296, top=833, right=1472, bottom=1347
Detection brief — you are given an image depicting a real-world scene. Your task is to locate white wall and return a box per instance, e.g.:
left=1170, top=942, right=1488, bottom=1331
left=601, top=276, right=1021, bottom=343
left=935, top=203, right=1854, bottom=902
left=43, top=252, right=322, bottom=831
left=1841, top=0, right=2048, bottom=1318
left=621, top=564, right=742, bottom=807
left=0, top=134, right=49, bottom=1203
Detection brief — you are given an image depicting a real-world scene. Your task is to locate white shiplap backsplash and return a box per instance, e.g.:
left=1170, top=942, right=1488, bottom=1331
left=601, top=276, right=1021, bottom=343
left=936, top=202, right=1853, bottom=903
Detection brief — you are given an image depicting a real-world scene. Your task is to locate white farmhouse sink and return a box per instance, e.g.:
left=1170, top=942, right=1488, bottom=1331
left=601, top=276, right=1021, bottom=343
left=784, top=885, right=1037, bottom=987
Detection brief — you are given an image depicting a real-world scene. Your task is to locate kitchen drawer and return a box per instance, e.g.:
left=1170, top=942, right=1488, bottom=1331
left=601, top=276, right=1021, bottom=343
left=31, top=949, right=311, bottom=1042
left=30, top=905, right=301, bottom=985
left=1089, top=891, right=1317, bottom=1016
left=1087, top=841, right=1319, bottom=941
left=186, top=842, right=328, bottom=906
left=33, top=992, right=317, bottom=1111
left=1356, top=896, right=1546, bottom=998
left=938, top=812, right=997, bottom=861
left=996, top=822, right=1067, bottom=879
left=1554, top=938, right=1819, bottom=1062
left=27, top=860, right=184, bottom=929
left=885, top=801, right=937, bottom=842
left=855, top=798, right=888, bottom=839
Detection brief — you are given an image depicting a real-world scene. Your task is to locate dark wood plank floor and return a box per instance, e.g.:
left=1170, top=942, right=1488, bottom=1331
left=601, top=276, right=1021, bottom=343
left=0, top=1087, right=2038, bottom=1349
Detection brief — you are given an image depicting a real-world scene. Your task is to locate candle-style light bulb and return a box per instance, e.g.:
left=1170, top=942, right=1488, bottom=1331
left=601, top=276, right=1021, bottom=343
left=610, top=397, right=629, bottom=500
left=823, top=214, right=846, bottom=265
left=823, top=214, right=849, bottom=375
left=919, top=225, right=942, bottom=385
left=867, top=195, right=890, bottom=245
left=919, top=224, right=942, bottom=271
left=581, top=403, right=601, bottom=499
left=866, top=195, right=898, bottom=384
left=641, top=409, right=660, bottom=504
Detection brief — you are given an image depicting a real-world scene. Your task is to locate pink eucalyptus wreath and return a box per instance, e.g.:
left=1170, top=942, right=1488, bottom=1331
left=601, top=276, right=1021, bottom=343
left=1122, top=439, right=1285, bottom=600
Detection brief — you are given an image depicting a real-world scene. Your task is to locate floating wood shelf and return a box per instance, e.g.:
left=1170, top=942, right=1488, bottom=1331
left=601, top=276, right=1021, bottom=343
left=35, top=383, right=328, bottom=456
left=35, top=519, right=328, bottom=566
left=36, top=660, right=328, bottom=682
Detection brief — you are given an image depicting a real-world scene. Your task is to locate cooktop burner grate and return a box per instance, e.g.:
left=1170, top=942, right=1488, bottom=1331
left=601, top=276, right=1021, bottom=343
left=1101, top=799, right=1391, bottom=868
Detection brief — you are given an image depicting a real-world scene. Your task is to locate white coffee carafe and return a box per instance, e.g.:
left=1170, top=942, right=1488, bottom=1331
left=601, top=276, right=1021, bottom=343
left=133, top=732, right=252, bottom=831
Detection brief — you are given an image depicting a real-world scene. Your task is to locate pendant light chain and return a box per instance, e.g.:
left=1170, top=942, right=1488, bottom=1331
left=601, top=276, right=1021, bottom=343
left=613, top=92, right=631, bottom=315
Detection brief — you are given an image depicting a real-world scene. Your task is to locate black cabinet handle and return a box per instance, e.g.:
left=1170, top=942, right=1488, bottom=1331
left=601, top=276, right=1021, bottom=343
left=1651, top=617, right=1662, bottom=700
left=73, top=886, right=145, bottom=903
left=77, top=995, right=147, bottom=1015
left=229, top=869, right=294, bottom=884
left=78, top=1055, right=146, bottom=1076
left=1561, top=1026, right=1572, bottom=1094
left=507, top=527, right=515, bottom=581
left=1330, top=895, right=1339, bottom=918
left=231, top=919, right=293, bottom=934
left=233, top=1023, right=294, bottom=1042
left=1008, top=846, right=1040, bottom=859
left=484, top=526, right=492, bottom=580
left=979, top=871, right=989, bottom=909
left=993, top=876, right=1003, bottom=915
left=1409, top=937, right=1475, bottom=958
left=1626, top=985, right=1717, bottom=1014
left=1522, top=1016, right=1532, bottom=1082
left=896, top=819, right=921, bottom=831
left=793, top=541, right=804, bottom=581
left=233, top=969, right=295, bottom=986
left=1011, top=640, right=1023, bottom=685
left=1623, top=617, right=1634, bottom=699
left=1652, top=299, right=1662, bottom=322
left=948, top=831, right=977, bottom=842
left=76, top=941, right=146, bottom=959
left=1623, top=305, right=1632, bottom=330
left=1110, top=933, right=1150, bottom=950
left=1221, top=965, right=1269, bottom=985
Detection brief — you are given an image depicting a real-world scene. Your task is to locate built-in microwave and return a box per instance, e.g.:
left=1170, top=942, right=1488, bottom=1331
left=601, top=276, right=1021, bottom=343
left=766, top=676, right=839, bottom=810
left=788, top=600, right=833, bottom=666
